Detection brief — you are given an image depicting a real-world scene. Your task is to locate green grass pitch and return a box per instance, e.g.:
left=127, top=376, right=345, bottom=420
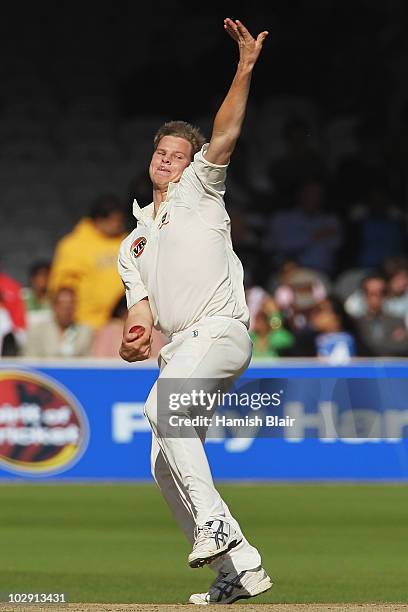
left=0, top=483, right=407, bottom=604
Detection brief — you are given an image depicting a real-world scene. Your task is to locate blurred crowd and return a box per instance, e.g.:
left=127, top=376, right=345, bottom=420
left=1, top=1, right=408, bottom=362
left=0, top=194, right=166, bottom=360
left=1, top=170, right=408, bottom=362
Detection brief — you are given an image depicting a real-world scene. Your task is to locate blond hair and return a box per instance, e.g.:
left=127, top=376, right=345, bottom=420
left=153, top=121, right=206, bottom=159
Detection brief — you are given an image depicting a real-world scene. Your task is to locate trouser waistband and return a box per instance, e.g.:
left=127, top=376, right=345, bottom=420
left=169, top=316, right=247, bottom=342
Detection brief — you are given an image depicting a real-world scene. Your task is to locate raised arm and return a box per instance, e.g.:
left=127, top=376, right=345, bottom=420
left=205, top=18, right=268, bottom=166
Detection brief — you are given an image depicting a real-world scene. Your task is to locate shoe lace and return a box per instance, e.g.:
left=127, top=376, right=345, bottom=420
left=194, top=524, right=214, bottom=546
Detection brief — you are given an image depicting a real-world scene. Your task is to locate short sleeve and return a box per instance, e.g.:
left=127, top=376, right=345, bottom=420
left=191, top=143, right=229, bottom=195
left=117, top=237, right=148, bottom=309
left=176, top=144, right=230, bottom=225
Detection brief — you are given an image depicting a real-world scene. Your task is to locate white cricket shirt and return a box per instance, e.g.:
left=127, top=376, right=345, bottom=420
left=118, top=144, right=250, bottom=337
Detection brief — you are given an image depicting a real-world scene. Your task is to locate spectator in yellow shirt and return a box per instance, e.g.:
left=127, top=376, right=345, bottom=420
left=49, top=195, right=126, bottom=329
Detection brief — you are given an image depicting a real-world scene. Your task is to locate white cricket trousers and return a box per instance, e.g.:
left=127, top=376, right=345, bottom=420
left=144, top=316, right=262, bottom=574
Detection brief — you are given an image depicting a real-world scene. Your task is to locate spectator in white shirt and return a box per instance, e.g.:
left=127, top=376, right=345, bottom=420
left=24, top=287, right=93, bottom=358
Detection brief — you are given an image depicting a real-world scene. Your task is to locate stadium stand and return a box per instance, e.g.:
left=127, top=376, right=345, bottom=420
left=0, top=1, right=407, bottom=358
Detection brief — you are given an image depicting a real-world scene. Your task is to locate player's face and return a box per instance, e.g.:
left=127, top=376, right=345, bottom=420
left=149, top=136, right=192, bottom=188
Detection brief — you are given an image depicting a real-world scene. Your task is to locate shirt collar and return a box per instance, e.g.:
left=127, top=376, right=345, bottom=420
left=166, top=181, right=177, bottom=199
left=132, top=199, right=154, bottom=224
left=132, top=182, right=177, bottom=223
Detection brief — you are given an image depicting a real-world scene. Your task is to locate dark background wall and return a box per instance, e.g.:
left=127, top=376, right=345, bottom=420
left=1, top=0, right=407, bottom=282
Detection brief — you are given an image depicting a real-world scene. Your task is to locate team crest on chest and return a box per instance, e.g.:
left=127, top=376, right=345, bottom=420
left=158, top=212, right=170, bottom=229
left=131, top=236, right=147, bottom=258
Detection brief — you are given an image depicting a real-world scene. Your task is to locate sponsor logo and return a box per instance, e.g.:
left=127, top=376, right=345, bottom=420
left=112, top=403, right=150, bottom=442
left=131, top=236, right=147, bottom=258
left=0, top=369, right=89, bottom=476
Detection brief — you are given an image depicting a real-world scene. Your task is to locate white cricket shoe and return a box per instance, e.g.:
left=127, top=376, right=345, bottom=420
left=188, top=519, right=242, bottom=568
left=189, top=566, right=273, bottom=604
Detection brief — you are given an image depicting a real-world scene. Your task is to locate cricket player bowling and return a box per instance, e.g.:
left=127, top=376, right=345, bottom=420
left=118, top=18, right=272, bottom=604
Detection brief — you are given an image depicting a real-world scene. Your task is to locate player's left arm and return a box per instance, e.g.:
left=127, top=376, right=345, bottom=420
left=205, top=18, right=268, bottom=166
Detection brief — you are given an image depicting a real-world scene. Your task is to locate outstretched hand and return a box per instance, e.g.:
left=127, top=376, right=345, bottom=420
left=224, top=18, right=268, bottom=69
left=205, top=17, right=268, bottom=165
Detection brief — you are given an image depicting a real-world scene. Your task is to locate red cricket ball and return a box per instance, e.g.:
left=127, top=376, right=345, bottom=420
left=129, top=325, right=145, bottom=339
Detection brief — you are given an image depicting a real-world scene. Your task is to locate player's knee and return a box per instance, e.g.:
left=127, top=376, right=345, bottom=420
left=151, top=460, right=158, bottom=482
left=151, top=452, right=169, bottom=483
left=143, top=396, right=158, bottom=427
